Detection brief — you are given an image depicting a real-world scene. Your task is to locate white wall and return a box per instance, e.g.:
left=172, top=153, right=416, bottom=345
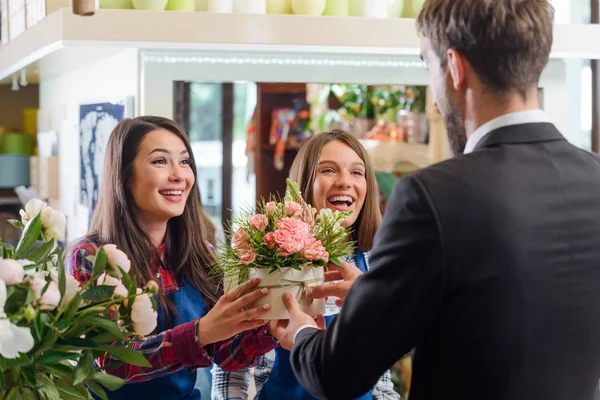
left=38, top=49, right=139, bottom=243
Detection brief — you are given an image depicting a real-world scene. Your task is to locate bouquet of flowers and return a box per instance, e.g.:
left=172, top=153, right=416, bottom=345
left=0, top=199, right=158, bottom=399
left=215, top=179, right=355, bottom=319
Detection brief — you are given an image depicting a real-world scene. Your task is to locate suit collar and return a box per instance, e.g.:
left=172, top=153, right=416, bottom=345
left=464, top=110, right=550, bottom=153
left=473, top=122, right=565, bottom=151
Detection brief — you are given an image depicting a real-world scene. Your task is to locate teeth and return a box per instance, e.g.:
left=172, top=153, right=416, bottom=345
left=160, top=190, right=183, bottom=196
left=328, top=196, right=353, bottom=203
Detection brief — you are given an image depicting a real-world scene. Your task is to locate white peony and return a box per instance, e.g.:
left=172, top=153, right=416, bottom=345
left=61, top=274, right=81, bottom=306
left=131, top=290, right=157, bottom=338
left=31, top=278, right=61, bottom=311
left=19, top=198, right=47, bottom=225
left=0, top=279, right=35, bottom=359
left=97, top=273, right=128, bottom=299
left=40, top=207, right=66, bottom=241
left=0, top=258, right=25, bottom=285
left=103, top=245, right=131, bottom=277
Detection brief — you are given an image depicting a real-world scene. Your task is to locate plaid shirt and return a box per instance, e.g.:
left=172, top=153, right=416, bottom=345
left=211, top=252, right=401, bottom=400
left=65, top=238, right=278, bottom=383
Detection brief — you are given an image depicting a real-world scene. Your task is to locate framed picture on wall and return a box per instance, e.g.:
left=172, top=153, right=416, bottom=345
left=79, top=97, right=134, bottom=227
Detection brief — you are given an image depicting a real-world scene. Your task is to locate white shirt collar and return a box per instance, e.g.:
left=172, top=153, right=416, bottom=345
left=463, top=110, right=550, bottom=154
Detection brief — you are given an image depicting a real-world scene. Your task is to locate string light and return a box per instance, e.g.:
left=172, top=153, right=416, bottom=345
left=142, top=53, right=425, bottom=69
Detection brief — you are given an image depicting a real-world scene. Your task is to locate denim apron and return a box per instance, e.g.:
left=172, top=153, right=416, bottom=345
left=101, top=281, right=208, bottom=399
left=258, top=252, right=373, bottom=400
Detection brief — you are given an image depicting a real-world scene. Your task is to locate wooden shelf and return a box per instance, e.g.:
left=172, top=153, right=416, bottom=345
left=2, top=8, right=600, bottom=84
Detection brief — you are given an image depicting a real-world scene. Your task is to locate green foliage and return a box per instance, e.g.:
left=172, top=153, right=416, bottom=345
left=0, top=203, right=158, bottom=398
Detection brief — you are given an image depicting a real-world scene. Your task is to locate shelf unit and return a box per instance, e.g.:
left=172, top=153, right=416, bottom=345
left=2, top=8, right=600, bottom=85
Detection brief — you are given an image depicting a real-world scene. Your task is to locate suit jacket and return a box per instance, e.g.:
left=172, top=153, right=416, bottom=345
left=291, top=123, right=600, bottom=400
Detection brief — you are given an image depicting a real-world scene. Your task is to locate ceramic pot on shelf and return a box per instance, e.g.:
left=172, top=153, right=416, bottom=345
left=166, top=0, right=195, bottom=10
left=387, top=0, right=403, bottom=18
left=233, top=0, right=266, bottom=13
left=99, top=0, right=133, bottom=9
left=208, top=0, right=233, bottom=12
left=266, top=0, right=292, bottom=13
left=132, top=0, right=168, bottom=10
left=349, top=0, right=387, bottom=18
left=291, top=0, right=326, bottom=15
left=323, top=0, right=349, bottom=16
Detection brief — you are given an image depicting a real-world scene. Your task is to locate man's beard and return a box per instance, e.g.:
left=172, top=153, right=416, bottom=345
left=443, top=98, right=467, bottom=156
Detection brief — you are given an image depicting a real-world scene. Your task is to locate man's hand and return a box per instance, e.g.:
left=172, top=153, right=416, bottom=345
left=269, top=293, right=325, bottom=350
left=306, top=260, right=363, bottom=307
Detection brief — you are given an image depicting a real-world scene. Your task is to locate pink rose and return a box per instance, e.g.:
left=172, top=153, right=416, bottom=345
left=263, top=232, right=277, bottom=249
left=265, top=201, right=278, bottom=215
left=302, top=239, right=329, bottom=263
left=248, top=214, right=268, bottom=232
left=284, top=201, right=303, bottom=217
left=238, top=249, right=256, bottom=265
left=232, top=229, right=250, bottom=249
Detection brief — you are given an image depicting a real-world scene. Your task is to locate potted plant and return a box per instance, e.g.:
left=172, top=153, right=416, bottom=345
left=214, top=180, right=354, bottom=319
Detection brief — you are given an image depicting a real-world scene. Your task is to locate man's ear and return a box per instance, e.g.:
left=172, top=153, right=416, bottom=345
left=446, top=49, right=466, bottom=90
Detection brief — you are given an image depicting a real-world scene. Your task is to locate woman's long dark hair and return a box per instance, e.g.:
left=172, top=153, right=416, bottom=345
left=86, top=116, right=220, bottom=321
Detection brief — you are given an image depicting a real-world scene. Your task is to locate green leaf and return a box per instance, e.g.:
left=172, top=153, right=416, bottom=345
left=329, top=257, right=342, bottom=266
left=3, top=353, right=32, bottom=368
left=27, top=239, right=55, bottom=264
left=55, top=379, right=91, bottom=399
left=58, top=256, right=66, bottom=300
left=91, top=248, right=108, bottom=282
left=98, top=345, right=151, bottom=368
left=75, top=305, right=109, bottom=320
left=90, top=331, right=128, bottom=345
left=15, top=213, right=42, bottom=257
left=21, top=368, right=36, bottom=388
left=81, top=285, right=115, bottom=303
left=36, top=351, right=80, bottom=365
left=20, top=388, right=38, bottom=400
left=119, top=266, right=131, bottom=290
left=57, top=336, right=98, bottom=349
left=81, top=317, right=123, bottom=338
left=63, top=293, right=82, bottom=322
left=41, top=362, right=74, bottom=376
left=6, top=387, right=21, bottom=400
left=35, top=331, right=60, bottom=355
left=85, top=380, right=108, bottom=400
left=8, top=219, right=25, bottom=229
left=36, top=372, right=60, bottom=400
left=91, top=372, right=126, bottom=391
left=74, top=350, right=94, bottom=385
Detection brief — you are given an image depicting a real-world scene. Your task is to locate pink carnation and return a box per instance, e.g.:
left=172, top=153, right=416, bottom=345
left=265, top=201, right=278, bottom=215
left=272, top=217, right=311, bottom=256
left=263, top=231, right=277, bottom=249
left=238, top=249, right=256, bottom=265
left=284, top=201, right=303, bottom=217
left=275, top=229, right=305, bottom=256
left=249, top=214, right=268, bottom=231
left=232, top=229, right=250, bottom=249
left=302, top=239, right=329, bottom=262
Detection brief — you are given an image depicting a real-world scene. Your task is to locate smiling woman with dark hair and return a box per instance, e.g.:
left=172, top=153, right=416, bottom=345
left=65, top=116, right=279, bottom=399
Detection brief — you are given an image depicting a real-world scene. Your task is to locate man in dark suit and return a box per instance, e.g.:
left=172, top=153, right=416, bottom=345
left=270, top=1, right=600, bottom=399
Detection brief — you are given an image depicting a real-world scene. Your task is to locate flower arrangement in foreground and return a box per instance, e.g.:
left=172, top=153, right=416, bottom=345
left=215, top=179, right=355, bottom=319
left=0, top=199, right=158, bottom=399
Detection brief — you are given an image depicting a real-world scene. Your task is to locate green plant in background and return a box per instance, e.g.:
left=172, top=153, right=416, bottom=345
left=371, top=85, right=428, bottom=123
left=312, top=84, right=427, bottom=130
left=0, top=199, right=158, bottom=399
